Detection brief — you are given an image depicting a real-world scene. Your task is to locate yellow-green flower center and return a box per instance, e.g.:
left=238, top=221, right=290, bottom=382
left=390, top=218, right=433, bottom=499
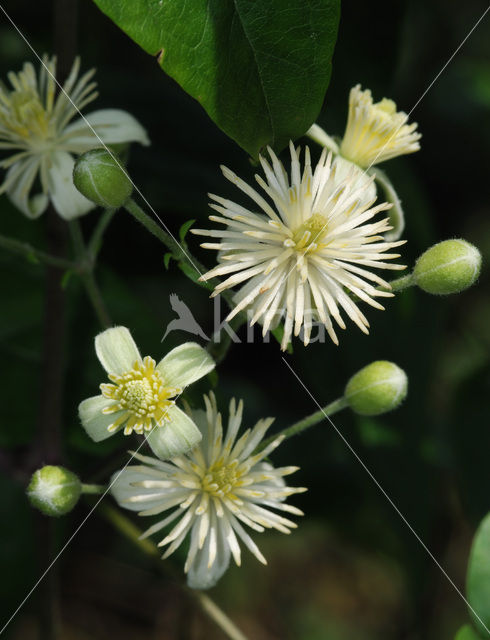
left=291, top=213, right=329, bottom=253
left=375, top=97, right=397, bottom=117
left=101, top=356, right=181, bottom=435
left=202, top=461, right=241, bottom=497
left=2, top=90, right=51, bottom=139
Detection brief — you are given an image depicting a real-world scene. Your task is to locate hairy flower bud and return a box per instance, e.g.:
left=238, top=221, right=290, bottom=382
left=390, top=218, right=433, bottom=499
left=345, top=361, right=408, bottom=416
left=73, top=148, right=133, bottom=208
left=413, top=239, right=481, bottom=295
left=27, top=466, right=82, bottom=517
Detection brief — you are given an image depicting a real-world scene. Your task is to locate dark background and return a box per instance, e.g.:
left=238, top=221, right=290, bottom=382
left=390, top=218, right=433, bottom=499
left=1, top=0, right=489, bottom=638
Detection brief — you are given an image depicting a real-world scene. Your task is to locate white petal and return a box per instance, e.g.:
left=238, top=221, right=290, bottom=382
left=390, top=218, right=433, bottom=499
left=110, top=467, right=168, bottom=512
left=47, top=150, right=95, bottom=219
left=63, top=108, right=150, bottom=152
left=157, top=343, right=215, bottom=389
left=187, top=511, right=231, bottom=589
left=6, top=157, right=49, bottom=219
left=331, top=156, right=376, bottom=207
left=146, top=405, right=202, bottom=460
left=78, top=395, right=123, bottom=442
left=95, top=326, right=141, bottom=375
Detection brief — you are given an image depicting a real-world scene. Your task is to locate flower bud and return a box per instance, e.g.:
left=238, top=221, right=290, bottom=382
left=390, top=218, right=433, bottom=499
left=73, top=148, right=133, bottom=208
left=413, top=239, right=481, bottom=295
left=27, top=466, right=82, bottom=517
left=345, top=361, right=407, bottom=416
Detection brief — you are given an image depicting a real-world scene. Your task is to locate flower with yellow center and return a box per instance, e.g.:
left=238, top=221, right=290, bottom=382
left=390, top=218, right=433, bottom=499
left=193, top=143, right=405, bottom=350
left=111, top=392, right=306, bottom=589
left=0, top=55, right=149, bottom=219
left=78, top=327, right=215, bottom=460
left=339, top=84, right=421, bottom=168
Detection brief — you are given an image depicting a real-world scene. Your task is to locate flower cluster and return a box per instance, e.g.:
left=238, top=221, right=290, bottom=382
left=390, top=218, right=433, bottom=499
left=193, top=143, right=405, bottom=350
left=111, top=392, right=306, bottom=589
left=79, top=327, right=215, bottom=460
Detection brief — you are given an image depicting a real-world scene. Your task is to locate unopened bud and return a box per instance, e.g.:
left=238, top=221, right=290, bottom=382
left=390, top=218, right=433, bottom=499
left=345, top=361, right=408, bottom=416
left=27, top=466, right=81, bottom=517
left=73, top=148, right=133, bottom=208
left=413, top=239, right=481, bottom=295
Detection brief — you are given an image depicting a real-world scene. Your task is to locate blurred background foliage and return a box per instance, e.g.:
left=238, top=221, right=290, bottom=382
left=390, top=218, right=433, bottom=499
left=0, top=0, right=489, bottom=638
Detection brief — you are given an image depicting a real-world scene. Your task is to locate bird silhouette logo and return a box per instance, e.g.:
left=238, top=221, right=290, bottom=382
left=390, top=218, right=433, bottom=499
left=162, top=293, right=209, bottom=341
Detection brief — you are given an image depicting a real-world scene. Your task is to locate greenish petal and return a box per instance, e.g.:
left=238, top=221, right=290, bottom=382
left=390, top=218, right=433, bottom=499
left=157, top=342, right=215, bottom=389
left=146, top=405, right=202, bottom=460
left=78, top=394, right=123, bottom=442
left=95, top=326, right=141, bottom=375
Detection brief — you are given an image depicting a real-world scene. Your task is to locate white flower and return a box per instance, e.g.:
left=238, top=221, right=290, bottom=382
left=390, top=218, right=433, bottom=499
left=0, top=55, right=149, bottom=219
left=339, top=84, right=421, bottom=168
left=111, top=392, right=306, bottom=589
left=78, top=327, right=215, bottom=460
left=193, top=143, right=405, bottom=351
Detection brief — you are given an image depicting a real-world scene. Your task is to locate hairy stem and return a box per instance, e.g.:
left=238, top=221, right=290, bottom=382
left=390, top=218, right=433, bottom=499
left=99, top=504, right=249, bottom=640
left=0, top=233, right=75, bottom=270
left=68, top=220, right=112, bottom=328
left=124, top=198, right=237, bottom=307
left=88, top=208, right=116, bottom=260
left=261, top=396, right=348, bottom=449
left=81, top=483, right=106, bottom=495
left=389, top=273, right=415, bottom=292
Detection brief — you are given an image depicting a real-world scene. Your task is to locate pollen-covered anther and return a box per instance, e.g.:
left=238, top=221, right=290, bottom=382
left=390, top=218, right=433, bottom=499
left=100, top=356, right=180, bottom=435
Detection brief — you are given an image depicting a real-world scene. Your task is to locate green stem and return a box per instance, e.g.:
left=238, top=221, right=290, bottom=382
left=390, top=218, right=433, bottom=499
left=68, top=220, right=112, bottom=328
left=124, top=198, right=237, bottom=309
left=371, top=168, right=405, bottom=241
left=81, top=483, right=105, bottom=495
left=306, top=123, right=340, bottom=153
left=81, top=271, right=112, bottom=328
left=261, top=396, right=348, bottom=449
left=125, top=197, right=196, bottom=265
left=99, top=503, right=249, bottom=640
left=0, top=233, right=75, bottom=270
left=388, top=272, right=414, bottom=292
left=88, top=208, right=116, bottom=260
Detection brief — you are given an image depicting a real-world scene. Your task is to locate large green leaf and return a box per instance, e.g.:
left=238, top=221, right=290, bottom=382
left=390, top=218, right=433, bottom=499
left=92, top=0, right=340, bottom=157
left=467, top=513, right=490, bottom=636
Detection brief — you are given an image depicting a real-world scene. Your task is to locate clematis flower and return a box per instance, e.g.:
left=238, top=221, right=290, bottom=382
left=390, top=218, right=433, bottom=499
left=111, top=392, right=306, bottom=589
left=78, top=327, right=215, bottom=460
left=339, top=84, right=421, bottom=168
left=0, top=55, right=149, bottom=219
left=193, top=143, right=405, bottom=350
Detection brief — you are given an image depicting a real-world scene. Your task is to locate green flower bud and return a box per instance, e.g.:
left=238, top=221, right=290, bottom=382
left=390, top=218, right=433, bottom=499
left=345, top=361, right=407, bottom=416
left=413, top=239, right=481, bottom=295
left=73, top=148, right=133, bottom=208
left=27, top=466, right=82, bottom=517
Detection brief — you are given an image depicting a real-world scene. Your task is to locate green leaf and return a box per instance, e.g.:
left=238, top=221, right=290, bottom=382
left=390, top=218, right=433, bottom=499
left=163, top=252, right=173, bottom=270
left=467, top=512, right=490, bottom=636
left=454, top=625, right=483, bottom=640
left=178, top=260, right=213, bottom=291
left=92, top=0, right=340, bottom=157
left=179, top=219, right=196, bottom=243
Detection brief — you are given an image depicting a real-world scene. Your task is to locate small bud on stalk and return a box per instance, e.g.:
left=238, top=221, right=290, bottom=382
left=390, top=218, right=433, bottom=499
left=345, top=361, right=408, bottom=416
left=413, top=239, right=481, bottom=295
left=27, top=466, right=82, bottom=517
left=73, top=148, right=133, bottom=209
